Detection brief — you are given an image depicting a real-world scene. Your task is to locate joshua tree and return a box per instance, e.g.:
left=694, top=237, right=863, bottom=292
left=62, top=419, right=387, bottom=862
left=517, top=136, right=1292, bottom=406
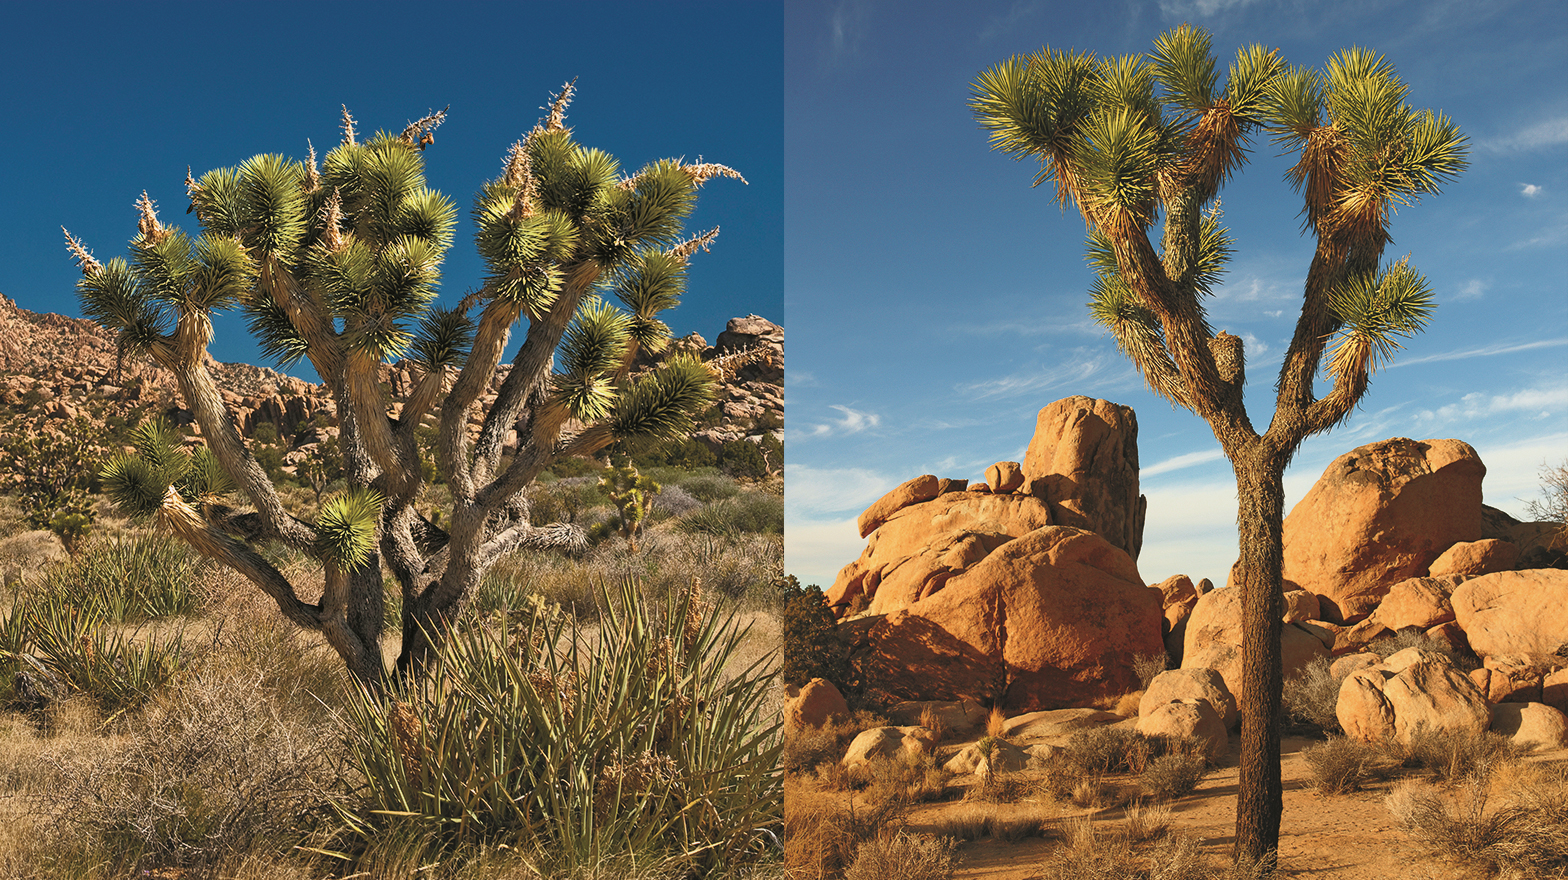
left=67, top=85, right=743, bottom=686
left=973, top=27, right=1465, bottom=868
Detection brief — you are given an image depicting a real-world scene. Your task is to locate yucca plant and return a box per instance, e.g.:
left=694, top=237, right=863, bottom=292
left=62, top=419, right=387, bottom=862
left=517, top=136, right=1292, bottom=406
left=68, top=84, right=745, bottom=686
left=24, top=592, right=186, bottom=716
left=974, top=25, right=1466, bottom=866
left=36, top=531, right=204, bottom=623
left=598, top=461, right=660, bottom=551
left=336, top=577, right=781, bottom=874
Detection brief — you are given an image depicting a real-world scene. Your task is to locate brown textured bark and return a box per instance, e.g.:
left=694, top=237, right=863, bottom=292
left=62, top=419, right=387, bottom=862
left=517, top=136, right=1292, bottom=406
left=1232, top=447, right=1285, bottom=869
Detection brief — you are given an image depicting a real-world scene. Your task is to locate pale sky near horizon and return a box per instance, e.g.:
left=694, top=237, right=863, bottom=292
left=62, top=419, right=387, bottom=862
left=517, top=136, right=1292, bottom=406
left=0, top=2, right=782, bottom=378
left=785, top=0, right=1568, bottom=590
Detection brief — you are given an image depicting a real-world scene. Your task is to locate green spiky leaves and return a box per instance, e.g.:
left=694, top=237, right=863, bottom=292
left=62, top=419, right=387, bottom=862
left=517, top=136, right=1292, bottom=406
left=608, top=355, right=716, bottom=442
left=100, top=421, right=236, bottom=520
left=410, top=305, right=474, bottom=372
left=551, top=296, right=631, bottom=422
left=1325, top=257, right=1436, bottom=381
left=315, top=487, right=383, bottom=571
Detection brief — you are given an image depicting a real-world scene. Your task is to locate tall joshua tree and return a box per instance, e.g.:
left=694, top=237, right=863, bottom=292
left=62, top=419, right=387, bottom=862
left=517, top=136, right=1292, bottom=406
left=67, top=85, right=743, bottom=686
left=973, top=27, right=1465, bottom=868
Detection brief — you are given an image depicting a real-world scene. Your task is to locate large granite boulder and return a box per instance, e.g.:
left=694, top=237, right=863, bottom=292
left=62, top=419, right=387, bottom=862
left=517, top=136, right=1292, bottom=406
left=1452, top=569, right=1568, bottom=659
left=1282, top=438, right=1485, bottom=624
left=784, top=678, right=849, bottom=732
left=1181, top=587, right=1330, bottom=710
left=1020, top=397, right=1145, bottom=560
left=1336, top=648, right=1490, bottom=744
left=850, top=526, right=1164, bottom=710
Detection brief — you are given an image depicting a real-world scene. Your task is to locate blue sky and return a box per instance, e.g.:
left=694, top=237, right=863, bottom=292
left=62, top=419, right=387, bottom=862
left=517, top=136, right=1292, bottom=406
left=785, top=0, right=1568, bottom=590
left=0, top=1, right=781, bottom=376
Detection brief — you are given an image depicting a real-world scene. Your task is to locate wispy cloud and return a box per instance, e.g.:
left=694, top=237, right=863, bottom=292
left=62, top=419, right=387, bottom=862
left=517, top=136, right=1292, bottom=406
left=798, top=404, right=881, bottom=439
left=1452, top=279, right=1489, bottom=302
left=784, top=463, right=894, bottom=517
left=1414, top=384, right=1568, bottom=427
left=977, top=0, right=1044, bottom=43
left=1240, top=331, right=1269, bottom=359
left=1142, top=448, right=1227, bottom=478
left=1522, top=183, right=1543, bottom=198
left=1156, top=0, right=1258, bottom=18
left=827, top=0, right=873, bottom=62
left=1482, top=116, right=1568, bottom=152
left=955, top=350, right=1121, bottom=400
left=790, top=371, right=820, bottom=388
left=1393, top=337, right=1568, bottom=366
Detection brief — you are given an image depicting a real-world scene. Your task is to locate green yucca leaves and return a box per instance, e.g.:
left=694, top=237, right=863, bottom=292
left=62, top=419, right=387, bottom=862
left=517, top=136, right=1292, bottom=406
left=1326, top=257, right=1435, bottom=375
left=410, top=305, right=474, bottom=372
left=101, top=420, right=238, bottom=520
left=77, top=257, right=169, bottom=357
left=1225, top=43, right=1286, bottom=125
left=315, top=487, right=384, bottom=571
left=237, top=153, right=309, bottom=254
left=100, top=455, right=173, bottom=520
left=1151, top=24, right=1217, bottom=113
left=339, top=577, right=780, bottom=872
left=608, top=356, right=716, bottom=442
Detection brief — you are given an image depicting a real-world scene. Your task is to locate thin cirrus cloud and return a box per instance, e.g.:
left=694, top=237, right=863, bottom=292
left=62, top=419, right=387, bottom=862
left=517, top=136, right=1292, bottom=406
left=1482, top=116, right=1568, bottom=153
left=1157, top=0, right=1258, bottom=18
left=800, top=404, right=881, bottom=438
left=1392, top=336, right=1568, bottom=366
left=1141, top=448, right=1228, bottom=478
left=784, top=463, right=894, bottom=516
left=1452, top=278, right=1489, bottom=301
left=956, top=351, right=1123, bottom=400
left=1414, top=384, right=1568, bottom=426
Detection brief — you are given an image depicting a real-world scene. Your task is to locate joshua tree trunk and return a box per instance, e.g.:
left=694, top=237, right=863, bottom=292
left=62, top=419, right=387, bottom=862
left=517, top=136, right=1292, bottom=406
left=1233, top=451, right=1286, bottom=867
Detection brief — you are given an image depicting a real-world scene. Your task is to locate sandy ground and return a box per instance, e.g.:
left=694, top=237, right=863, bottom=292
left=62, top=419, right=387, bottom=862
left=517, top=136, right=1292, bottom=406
left=896, top=733, right=1568, bottom=880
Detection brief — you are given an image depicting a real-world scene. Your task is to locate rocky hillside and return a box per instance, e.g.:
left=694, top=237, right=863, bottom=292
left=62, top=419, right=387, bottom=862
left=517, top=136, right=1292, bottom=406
left=0, top=295, right=781, bottom=458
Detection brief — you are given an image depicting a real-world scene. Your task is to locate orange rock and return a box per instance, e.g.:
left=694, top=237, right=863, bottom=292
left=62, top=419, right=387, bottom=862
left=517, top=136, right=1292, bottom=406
left=1427, top=538, right=1519, bottom=579
left=1370, top=576, right=1460, bottom=631
left=827, top=492, right=1054, bottom=615
left=986, top=461, right=1024, bottom=493
left=784, top=678, right=849, bottom=732
left=1451, top=569, right=1568, bottom=659
left=1338, top=648, right=1490, bottom=744
left=1020, top=397, right=1146, bottom=559
left=851, top=526, right=1162, bottom=711
left=857, top=474, right=941, bottom=538
left=1181, top=587, right=1329, bottom=709
left=1282, top=589, right=1320, bottom=624
left=1282, top=438, right=1485, bottom=624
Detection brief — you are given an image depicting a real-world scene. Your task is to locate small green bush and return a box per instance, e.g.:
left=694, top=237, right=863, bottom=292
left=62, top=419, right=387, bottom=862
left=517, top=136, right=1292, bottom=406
left=35, top=533, right=204, bottom=622
left=675, top=471, right=741, bottom=504
left=677, top=491, right=783, bottom=537
left=782, top=577, right=849, bottom=688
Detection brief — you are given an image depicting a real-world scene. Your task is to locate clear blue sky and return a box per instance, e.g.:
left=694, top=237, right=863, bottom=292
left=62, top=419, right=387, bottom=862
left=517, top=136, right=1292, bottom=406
left=785, top=0, right=1568, bottom=590
left=1, top=1, right=781, bottom=376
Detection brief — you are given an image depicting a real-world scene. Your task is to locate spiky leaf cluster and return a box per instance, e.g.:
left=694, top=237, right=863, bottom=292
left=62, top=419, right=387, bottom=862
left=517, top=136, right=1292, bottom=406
left=100, top=420, right=235, bottom=520
left=315, top=487, right=383, bottom=571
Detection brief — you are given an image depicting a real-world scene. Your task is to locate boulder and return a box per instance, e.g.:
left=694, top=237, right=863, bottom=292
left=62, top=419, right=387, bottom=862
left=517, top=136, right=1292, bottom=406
left=1282, top=590, right=1321, bottom=624
left=1181, top=587, right=1329, bottom=709
left=842, top=726, right=937, bottom=766
left=1139, top=667, right=1237, bottom=730
left=1369, top=576, right=1460, bottom=632
left=1000, top=708, right=1123, bottom=744
left=885, top=699, right=987, bottom=737
left=986, top=461, right=1025, bottom=494
left=850, top=526, right=1164, bottom=710
left=1330, top=652, right=1382, bottom=681
left=857, top=475, right=942, bottom=538
left=1136, top=699, right=1228, bottom=761
left=1427, top=539, right=1519, bottom=579
left=1489, top=702, right=1568, bottom=751
left=943, top=737, right=1031, bottom=775
left=1479, top=656, right=1547, bottom=704
left=1336, top=648, right=1490, bottom=744
left=1451, top=569, right=1568, bottom=659
left=1542, top=668, right=1568, bottom=715
left=1153, top=574, right=1200, bottom=666
left=828, top=491, right=1054, bottom=615
left=1020, top=397, right=1146, bottom=560
left=1282, top=438, right=1485, bottom=624
left=784, top=678, right=849, bottom=731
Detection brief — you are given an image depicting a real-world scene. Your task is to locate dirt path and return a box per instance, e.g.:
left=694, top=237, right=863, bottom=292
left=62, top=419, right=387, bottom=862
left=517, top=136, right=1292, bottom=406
left=899, top=735, right=1568, bottom=879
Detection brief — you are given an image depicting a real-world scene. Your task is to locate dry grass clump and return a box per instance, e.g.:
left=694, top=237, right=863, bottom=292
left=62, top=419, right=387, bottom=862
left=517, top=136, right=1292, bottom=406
left=1122, top=799, right=1173, bottom=842
left=1132, top=653, right=1169, bottom=689
left=986, top=703, right=1006, bottom=738
left=783, top=711, right=887, bottom=776
left=860, top=753, right=953, bottom=804
left=965, top=767, right=1033, bottom=804
left=31, top=669, right=340, bottom=877
left=1302, top=735, right=1400, bottom=794
left=843, top=829, right=957, bottom=880
left=1282, top=654, right=1345, bottom=732
left=1386, top=764, right=1568, bottom=876
left=927, top=804, right=1053, bottom=843
left=1395, top=729, right=1520, bottom=783
left=783, top=778, right=905, bottom=880
left=1139, top=750, right=1208, bottom=801
left=1031, top=816, right=1275, bottom=880
left=918, top=703, right=947, bottom=743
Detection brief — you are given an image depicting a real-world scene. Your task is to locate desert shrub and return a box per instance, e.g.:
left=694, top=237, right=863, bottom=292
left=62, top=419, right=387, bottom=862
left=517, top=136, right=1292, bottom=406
left=845, top=829, right=956, bottom=880
left=676, top=490, right=783, bottom=537
left=1033, top=821, right=1269, bottom=880
left=782, top=577, right=849, bottom=688
left=1063, top=726, right=1156, bottom=775
left=1302, top=736, right=1396, bottom=794
left=1132, top=653, right=1169, bottom=689
left=1367, top=630, right=1478, bottom=671
left=1123, top=799, right=1173, bottom=842
left=21, top=593, right=186, bottom=715
left=1386, top=769, right=1568, bottom=875
left=649, top=483, right=703, bottom=518
left=784, top=778, right=903, bottom=880
left=1391, top=729, right=1519, bottom=782
left=37, top=671, right=338, bottom=875
left=525, top=476, right=606, bottom=528
left=785, top=726, right=846, bottom=775
left=1140, top=751, right=1207, bottom=801
left=34, top=532, right=204, bottom=622
left=1282, top=654, right=1345, bottom=732
left=674, top=471, right=740, bottom=503
left=717, top=437, right=776, bottom=479
left=339, top=578, right=780, bottom=875
left=863, top=753, right=951, bottom=805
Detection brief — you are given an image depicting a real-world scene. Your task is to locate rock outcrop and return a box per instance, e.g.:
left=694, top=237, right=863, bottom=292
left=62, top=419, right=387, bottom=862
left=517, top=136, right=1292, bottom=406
left=1021, top=397, right=1145, bottom=560
left=1181, top=586, right=1329, bottom=709
left=1336, top=648, right=1490, bottom=744
left=1282, top=438, right=1486, bottom=623
left=1451, top=569, right=1568, bottom=659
